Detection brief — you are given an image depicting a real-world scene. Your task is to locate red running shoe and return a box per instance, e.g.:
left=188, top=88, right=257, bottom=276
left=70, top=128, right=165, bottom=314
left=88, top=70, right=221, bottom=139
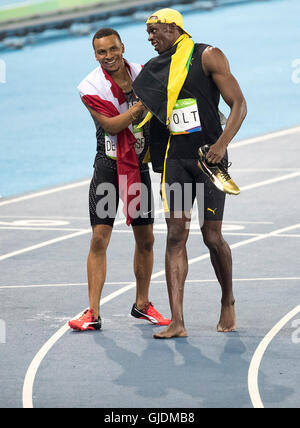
left=68, top=309, right=101, bottom=331
left=131, top=302, right=171, bottom=326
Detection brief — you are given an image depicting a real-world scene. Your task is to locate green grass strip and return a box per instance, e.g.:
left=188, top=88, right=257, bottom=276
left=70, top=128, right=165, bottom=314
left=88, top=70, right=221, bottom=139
left=0, top=0, right=120, bottom=23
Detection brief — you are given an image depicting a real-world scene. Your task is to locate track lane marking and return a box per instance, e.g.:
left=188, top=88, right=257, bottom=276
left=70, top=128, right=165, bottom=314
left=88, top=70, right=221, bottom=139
left=1, top=277, right=299, bottom=290
left=248, top=305, right=300, bottom=408
left=0, top=180, right=91, bottom=207
left=230, top=126, right=300, bottom=150
left=2, top=126, right=300, bottom=208
left=2, top=170, right=300, bottom=262
left=22, top=222, right=300, bottom=408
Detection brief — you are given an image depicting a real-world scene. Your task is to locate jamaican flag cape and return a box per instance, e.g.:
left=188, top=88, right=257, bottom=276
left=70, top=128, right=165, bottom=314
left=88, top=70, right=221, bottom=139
left=133, top=34, right=194, bottom=172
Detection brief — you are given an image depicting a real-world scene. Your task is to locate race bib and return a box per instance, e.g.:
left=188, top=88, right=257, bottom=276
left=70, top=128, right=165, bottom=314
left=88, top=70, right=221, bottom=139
left=105, top=133, right=117, bottom=160
left=133, top=125, right=145, bottom=156
left=169, top=98, right=201, bottom=135
left=105, top=125, right=145, bottom=160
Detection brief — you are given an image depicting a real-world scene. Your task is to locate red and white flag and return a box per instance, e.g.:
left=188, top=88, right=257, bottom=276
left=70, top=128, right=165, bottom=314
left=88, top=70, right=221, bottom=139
left=78, top=61, right=142, bottom=226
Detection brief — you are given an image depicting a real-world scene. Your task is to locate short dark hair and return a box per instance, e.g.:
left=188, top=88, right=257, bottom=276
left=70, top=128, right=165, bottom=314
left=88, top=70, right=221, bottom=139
left=92, top=28, right=122, bottom=48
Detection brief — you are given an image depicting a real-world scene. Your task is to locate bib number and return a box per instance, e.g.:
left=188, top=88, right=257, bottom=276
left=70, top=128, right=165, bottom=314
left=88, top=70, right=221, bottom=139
left=105, top=134, right=117, bottom=160
left=105, top=125, right=145, bottom=160
left=133, top=125, right=145, bottom=156
left=169, top=98, right=201, bottom=135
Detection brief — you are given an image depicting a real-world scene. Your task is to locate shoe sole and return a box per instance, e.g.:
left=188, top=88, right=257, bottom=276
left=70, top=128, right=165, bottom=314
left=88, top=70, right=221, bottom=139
left=68, top=322, right=101, bottom=331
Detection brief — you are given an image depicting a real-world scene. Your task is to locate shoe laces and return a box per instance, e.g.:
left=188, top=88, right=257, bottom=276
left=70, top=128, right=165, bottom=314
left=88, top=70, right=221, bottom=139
left=144, top=302, right=166, bottom=321
left=142, top=301, right=153, bottom=313
left=79, top=309, right=94, bottom=322
left=219, top=159, right=232, bottom=181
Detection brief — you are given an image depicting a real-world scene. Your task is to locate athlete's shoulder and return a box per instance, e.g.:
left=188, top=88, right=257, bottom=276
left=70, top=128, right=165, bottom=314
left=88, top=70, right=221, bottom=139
left=77, top=66, right=101, bottom=94
left=201, top=46, right=227, bottom=62
left=201, top=46, right=229, bottom=73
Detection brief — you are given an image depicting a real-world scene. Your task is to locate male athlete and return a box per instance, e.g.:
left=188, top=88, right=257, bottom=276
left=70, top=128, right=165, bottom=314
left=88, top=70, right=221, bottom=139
left=133, top=9, right=247, bottom=338
left=69, top=28, right=170, bottom=331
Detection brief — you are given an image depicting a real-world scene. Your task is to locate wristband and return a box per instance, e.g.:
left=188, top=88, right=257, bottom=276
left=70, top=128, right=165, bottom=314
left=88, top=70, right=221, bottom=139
left=129, top=109, right=138, bottom=121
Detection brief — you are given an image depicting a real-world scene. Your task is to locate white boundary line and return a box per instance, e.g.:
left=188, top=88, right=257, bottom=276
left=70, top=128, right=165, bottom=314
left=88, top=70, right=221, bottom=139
left=2, top=170, right=300, bottom=262
left=0, top=229, right=91, bottom=262
left=239, top=171, right=300, bottom=192
left=0, top=227, right=86, bottom=232
left=230, top=126, right=300, bottom=150
left=0, top=213, right=156, bottom=262
left=248, top=305, right=300, bottom=408
left=22, top=221, right=300, bottom=408
left=3, top=124, right=298, bottom=407
left=1, top=277, right=299, bottom=290
left=1, top=125, right=300, bottom=208
left=0, top=179, right=90, bottom=207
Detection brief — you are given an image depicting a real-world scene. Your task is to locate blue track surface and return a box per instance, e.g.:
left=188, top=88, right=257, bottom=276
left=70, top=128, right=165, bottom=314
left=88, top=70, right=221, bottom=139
left=0, top=0, right=299, bottom=198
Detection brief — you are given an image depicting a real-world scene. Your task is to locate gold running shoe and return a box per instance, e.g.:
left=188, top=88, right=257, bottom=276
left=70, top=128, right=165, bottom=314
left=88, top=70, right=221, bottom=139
left=198, top=145, right=240, bottom=195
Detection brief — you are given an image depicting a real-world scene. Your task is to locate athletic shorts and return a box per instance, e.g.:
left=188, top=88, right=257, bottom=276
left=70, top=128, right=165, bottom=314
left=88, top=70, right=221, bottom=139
left=89, top=161, right=154, bottom=227
left=162, top=158, right=226, bottom=221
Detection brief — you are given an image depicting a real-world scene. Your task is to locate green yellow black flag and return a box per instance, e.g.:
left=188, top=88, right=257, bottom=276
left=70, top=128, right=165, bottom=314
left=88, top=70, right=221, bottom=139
left=133, top=34, right=195, bottom=127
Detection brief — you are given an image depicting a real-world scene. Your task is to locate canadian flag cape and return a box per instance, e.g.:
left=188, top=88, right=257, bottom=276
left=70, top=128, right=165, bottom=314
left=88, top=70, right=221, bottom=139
left=78, top=61, right=143, bottom=226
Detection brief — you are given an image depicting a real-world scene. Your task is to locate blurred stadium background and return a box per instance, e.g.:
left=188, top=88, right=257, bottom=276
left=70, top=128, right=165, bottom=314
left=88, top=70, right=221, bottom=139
left=0, top=0, right=299, bottom=198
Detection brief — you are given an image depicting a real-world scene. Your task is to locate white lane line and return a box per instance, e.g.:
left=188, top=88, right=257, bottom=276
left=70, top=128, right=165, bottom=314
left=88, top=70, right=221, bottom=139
left=22, top=281, right=138, bottom=409
left=0, top=227, right=86, bottom=232
left=248, top=305, right=300, bottom=409
left=22, top=221, right=300, bottom=408
left=0, top=213, right=154, bottom=262
left=2, top=125, right=300, bottom=209
left=0, top=180, right=90, bottom=207
left=0, top=229, right=91, bottom=262
left=3, top=170, right=298, bottom=263
left=0, top=282, right=131, bottom=289
left=2, top=277, right=300, bottom=290
left=155, top=277, right=300, bottom=284
left=239, top=171, right=300, bottom=192
left=230, top=126, right=300, bottom=150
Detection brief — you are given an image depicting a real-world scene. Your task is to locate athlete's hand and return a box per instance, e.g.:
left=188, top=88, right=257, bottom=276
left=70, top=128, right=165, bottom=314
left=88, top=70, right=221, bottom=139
left=206, top=142, right=227, bottom=164
left=129, top=101, right=147, bottom=120
left=135, top=100, right=147, bottom=112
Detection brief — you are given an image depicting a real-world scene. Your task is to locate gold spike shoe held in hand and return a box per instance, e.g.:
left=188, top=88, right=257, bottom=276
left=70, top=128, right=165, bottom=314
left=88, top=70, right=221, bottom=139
left=197, top=145, right=240, bottom=195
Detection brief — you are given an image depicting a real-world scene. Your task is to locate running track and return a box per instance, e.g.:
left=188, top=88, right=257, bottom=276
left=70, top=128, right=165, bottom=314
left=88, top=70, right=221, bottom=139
left=1, top=126, right=300, bottom=408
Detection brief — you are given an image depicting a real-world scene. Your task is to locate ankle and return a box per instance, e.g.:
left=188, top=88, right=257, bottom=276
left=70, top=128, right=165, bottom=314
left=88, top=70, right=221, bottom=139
left=221, top=298, right=235, bottom=306
left=136, top=300, right=149, bottom=310
left=90, top=308, right=100, bottom=319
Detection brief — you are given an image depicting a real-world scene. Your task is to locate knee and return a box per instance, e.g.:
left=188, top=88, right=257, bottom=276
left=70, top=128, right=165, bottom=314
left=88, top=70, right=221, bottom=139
left=90, top=228, right=111, bottom=254
left=136, top=234, right=155, bottom=253
left=167, top=229, right=187, bottom=250
left=202, top=228, right=222, bottom=251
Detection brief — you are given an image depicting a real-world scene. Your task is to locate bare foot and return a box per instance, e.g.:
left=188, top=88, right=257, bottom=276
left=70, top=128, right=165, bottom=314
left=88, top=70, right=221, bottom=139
left=153, top=322, right=188, bottom=339
left=217, top=301, right=236, bottom=332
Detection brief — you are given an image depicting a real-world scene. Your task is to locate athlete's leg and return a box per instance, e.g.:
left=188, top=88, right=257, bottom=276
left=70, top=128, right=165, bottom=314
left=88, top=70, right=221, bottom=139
left=132, top=224, right=155, bottom=309
left=154, top=212, right=190, bottom=339
left=201, top=219, right=236, bottom=332
left=87, top=224, right=113, bottom=319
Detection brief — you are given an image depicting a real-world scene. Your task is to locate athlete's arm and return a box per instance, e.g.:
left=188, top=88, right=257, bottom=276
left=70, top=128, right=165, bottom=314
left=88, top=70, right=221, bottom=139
left=82, top=100, right=146, bottom=136
left=202, top=47, right=247, bottom=164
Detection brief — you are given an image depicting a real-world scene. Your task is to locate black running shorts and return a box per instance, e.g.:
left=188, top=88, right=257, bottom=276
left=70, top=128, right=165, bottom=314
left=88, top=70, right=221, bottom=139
left=89, top=160, right=154, bottom=227
left=162, top=158, right=226, bottom=221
